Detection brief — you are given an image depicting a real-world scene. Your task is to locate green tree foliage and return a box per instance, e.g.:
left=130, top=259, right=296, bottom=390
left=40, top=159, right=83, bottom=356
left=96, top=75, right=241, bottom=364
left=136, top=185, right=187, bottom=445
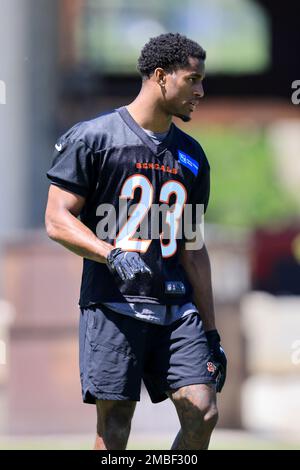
left=190, top=126, right=298, bottom=227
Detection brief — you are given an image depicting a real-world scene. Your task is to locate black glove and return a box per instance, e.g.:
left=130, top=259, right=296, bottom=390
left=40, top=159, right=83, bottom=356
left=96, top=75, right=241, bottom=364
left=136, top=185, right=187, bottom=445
left=106, top=248, right=152, bottom=281
left=205, top=329, right=227, bottom=393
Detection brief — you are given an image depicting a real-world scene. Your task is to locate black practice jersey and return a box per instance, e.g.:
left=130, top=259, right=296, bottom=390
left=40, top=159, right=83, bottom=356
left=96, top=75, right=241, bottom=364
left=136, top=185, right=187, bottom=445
left=47, top=107, right=210, bottom=307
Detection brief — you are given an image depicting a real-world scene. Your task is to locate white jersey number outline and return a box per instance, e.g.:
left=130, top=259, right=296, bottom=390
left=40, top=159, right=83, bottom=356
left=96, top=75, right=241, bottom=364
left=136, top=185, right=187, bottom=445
left=115, top=174, right=187, bottom=257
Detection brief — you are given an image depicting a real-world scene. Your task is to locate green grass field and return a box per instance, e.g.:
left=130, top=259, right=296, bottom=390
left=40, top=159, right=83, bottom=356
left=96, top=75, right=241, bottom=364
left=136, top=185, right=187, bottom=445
left=0, top=431, right=299, bottom=450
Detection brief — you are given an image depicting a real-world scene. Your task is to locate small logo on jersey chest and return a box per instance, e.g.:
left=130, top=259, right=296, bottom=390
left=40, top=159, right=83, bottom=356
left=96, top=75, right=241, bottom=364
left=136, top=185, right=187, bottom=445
left=178, top=150, right=199, bottom=176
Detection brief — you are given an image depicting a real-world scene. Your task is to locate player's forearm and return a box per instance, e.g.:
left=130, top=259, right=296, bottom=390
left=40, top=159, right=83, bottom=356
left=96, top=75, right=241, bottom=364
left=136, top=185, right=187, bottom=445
left=46, top=209, right=113, bottom=263
left=180, top=245, right=216, bottom=331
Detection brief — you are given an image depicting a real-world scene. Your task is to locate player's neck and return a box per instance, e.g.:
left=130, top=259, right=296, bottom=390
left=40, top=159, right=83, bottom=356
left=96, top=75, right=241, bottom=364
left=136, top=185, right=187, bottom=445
left=126, top=96, right=172, bottom=134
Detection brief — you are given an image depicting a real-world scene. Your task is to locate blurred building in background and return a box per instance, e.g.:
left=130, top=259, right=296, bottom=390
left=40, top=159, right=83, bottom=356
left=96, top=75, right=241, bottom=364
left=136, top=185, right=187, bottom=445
left=0, top=0, right=299, bottom=442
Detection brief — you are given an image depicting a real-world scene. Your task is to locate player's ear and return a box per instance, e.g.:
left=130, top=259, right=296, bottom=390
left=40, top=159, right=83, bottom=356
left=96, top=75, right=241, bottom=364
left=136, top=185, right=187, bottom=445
left=153, top=68, right=166, bottom=87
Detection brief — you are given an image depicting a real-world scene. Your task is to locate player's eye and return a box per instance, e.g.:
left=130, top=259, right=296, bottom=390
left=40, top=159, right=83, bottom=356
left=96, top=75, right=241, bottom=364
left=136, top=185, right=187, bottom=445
left=188, top=77, right=199, bottom=84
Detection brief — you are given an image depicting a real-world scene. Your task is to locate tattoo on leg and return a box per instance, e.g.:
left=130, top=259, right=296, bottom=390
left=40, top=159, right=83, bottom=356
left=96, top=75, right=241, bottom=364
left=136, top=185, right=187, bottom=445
left=168, top=385, right=218, bottom=450
left=95, top=400, right=136, bottom=450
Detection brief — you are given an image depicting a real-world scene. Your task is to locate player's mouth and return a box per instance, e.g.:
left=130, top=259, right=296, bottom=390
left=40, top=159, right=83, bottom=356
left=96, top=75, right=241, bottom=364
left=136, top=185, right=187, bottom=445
left=189, top=100, right=198, bottom=112
left=176, top=100, right=200, bottom=121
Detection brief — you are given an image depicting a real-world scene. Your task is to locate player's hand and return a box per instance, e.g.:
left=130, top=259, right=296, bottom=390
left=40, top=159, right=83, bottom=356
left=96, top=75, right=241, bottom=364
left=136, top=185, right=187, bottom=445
left=106, top=248, right=152, bottom=281
left=205, top=329, right=227, bottom=393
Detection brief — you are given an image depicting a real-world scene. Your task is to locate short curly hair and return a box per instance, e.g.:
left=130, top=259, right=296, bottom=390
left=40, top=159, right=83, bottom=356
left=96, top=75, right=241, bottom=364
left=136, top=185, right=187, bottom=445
left=137, top=33, right=206, bottom=79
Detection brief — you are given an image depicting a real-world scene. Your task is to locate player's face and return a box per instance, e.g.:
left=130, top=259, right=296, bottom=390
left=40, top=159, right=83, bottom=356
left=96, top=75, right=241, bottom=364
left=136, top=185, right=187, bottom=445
left=162, top=57, right=205, bottom=122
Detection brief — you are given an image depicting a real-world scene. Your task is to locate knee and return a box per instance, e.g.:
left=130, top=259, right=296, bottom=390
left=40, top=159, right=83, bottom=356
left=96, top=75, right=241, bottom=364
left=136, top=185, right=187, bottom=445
left=180, top=404, right=218, bottom=449
left=181, top=402, right=219, bottom=436
left=193, top=403, right=218, bottom=433
left=203, top=404, right=219, bottom=431
left=171, top=385, right=218, bottom=449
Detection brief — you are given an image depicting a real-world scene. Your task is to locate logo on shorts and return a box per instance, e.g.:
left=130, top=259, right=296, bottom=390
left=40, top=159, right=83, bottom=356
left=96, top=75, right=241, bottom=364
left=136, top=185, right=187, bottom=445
left=207, top=362, right=217, bottom=374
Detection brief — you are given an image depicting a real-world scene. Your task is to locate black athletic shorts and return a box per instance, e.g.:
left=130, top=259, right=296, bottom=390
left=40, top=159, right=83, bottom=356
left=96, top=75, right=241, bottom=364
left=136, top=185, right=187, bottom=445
left=79, top=304, right=216, bottom=404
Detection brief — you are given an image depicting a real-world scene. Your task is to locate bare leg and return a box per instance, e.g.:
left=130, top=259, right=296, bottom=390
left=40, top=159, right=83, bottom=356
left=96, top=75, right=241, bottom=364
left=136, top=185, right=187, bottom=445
left=168, top=384, right=218, bottom=450
left=94, top=400, right=136, bottom=450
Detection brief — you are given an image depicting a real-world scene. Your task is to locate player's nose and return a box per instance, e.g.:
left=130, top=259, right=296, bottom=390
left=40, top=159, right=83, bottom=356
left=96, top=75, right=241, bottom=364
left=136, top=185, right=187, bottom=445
left=194, top=82, right=204, bottom=99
